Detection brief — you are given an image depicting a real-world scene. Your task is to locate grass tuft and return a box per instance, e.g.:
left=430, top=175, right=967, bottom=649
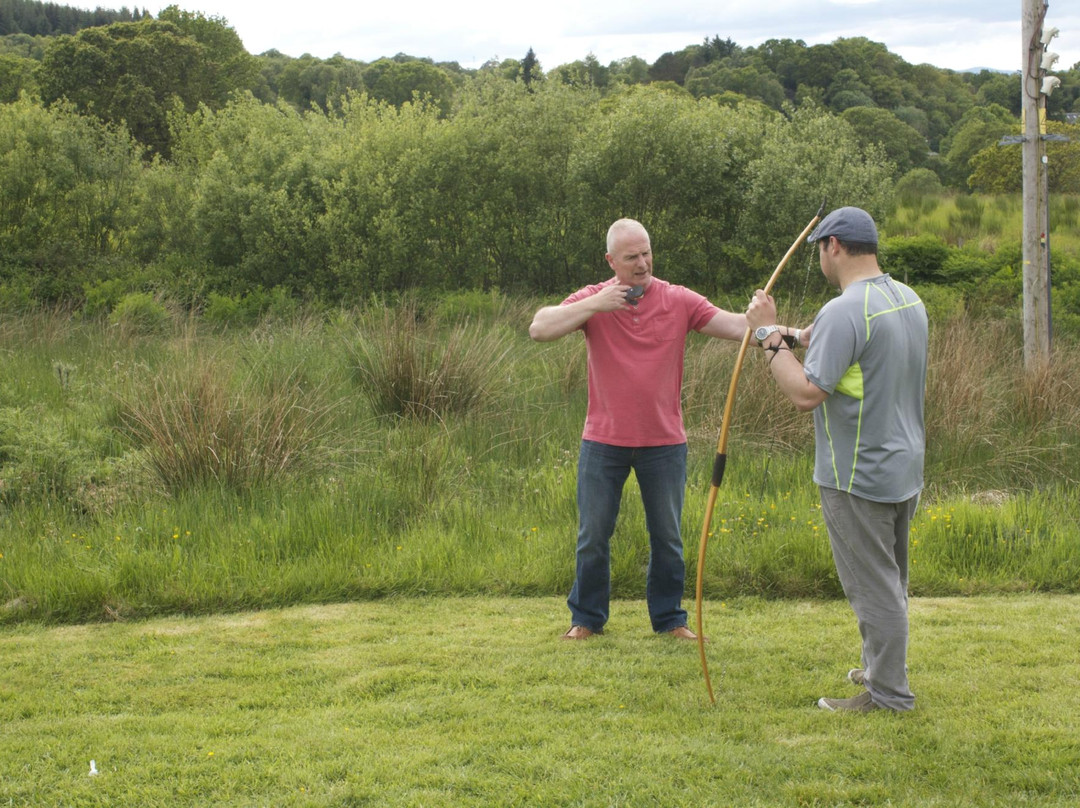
left=346, top=301, right=512, bottom=420
left=114, top=347, right=340, bottom=491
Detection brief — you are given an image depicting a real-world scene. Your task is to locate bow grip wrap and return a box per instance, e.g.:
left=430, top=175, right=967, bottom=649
left=711, top=453, right=727, bottom=488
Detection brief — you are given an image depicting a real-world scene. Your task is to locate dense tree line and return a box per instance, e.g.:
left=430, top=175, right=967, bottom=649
left=0, top=82, right=899, bottom=304
left=0, top=0, right=148, bottom=36
left=1, top=2, right=1079, bottom=311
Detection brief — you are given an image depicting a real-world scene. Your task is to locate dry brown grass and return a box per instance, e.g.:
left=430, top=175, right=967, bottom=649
left=684, top=308, right=1080, bottom=491
left=924, top=312, right=1007, bottom=456
left=1012, top=348, right=1080, bottom=433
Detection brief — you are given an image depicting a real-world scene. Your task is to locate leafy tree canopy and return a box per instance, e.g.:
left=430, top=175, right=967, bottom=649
left=841, top=106, right=929, bottom=175
left=362, top=57, right=456, bottom=115
left=968, top=120, right=1080, bottom=193
left=939, top=103, right=1017, bottom=186
left=37, top=12, right=255, bottom=156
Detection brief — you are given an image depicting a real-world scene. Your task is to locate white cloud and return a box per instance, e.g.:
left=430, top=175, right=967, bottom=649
left=163, top=0, right=1080, bottom=74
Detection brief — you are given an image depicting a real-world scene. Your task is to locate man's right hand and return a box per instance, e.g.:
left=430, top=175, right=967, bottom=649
left=529, top=284, right=633, bottom=342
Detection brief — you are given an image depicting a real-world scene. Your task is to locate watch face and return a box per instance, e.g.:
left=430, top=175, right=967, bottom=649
left=755, top=326, right=770, bottom=340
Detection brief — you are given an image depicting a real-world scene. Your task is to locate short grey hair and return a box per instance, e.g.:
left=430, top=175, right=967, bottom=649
left=606, top=218, right=649, bottom=254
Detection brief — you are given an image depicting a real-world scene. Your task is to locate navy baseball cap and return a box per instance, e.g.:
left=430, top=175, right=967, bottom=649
left=807, top=206, right=878, bottom=246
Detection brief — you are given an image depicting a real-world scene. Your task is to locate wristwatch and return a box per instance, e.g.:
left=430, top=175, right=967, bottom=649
left=754, top=325, right=780, bottom=344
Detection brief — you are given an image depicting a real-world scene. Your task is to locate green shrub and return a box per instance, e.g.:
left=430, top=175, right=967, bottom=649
left=203, top=287, right=301, bottom=328
left=912, top=283, right=965, bottom=323
left=108, top=292, right=170, bottom=335
left=84, top=278, right=134, bottom=318
left=1051, top=253, right=1080, bottom=339
left=895, top=168, right=944, bottom=205
left=0, top=279, right=33, bottom=311
left=940, top=246, right=994, bottom=285
left=248, top=286, right=301, bottom=323
left=202, top=292, right=247, bottom=327
left=880, top=234, right=950, bottom=284
left=1052, top=310, right=1080, bottom=339
left=968, top=265, right=1023, bottom=318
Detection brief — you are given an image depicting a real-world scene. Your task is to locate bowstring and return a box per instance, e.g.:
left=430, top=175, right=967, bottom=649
left=796, top=241, right=817, bottom=315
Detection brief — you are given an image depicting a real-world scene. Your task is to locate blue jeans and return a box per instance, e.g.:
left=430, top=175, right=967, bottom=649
left=567, top=440, right=689, bottom=633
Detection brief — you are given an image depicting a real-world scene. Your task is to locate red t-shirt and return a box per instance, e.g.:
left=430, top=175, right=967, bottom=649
left=562, top=277, right=720, bottom=447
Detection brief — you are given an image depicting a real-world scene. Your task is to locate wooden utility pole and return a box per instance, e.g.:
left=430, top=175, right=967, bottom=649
left=1021, top=0, right=1051, bottom=368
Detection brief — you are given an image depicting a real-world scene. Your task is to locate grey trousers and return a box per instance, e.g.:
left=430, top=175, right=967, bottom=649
left=820, top=486, right=919, bottom=711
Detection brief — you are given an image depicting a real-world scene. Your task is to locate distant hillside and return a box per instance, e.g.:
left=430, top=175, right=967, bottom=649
left=960, top=67, right=1016, bottom=75
left=0, top=0, right=149, bottom=36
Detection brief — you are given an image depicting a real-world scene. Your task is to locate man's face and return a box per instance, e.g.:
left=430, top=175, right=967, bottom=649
left=606, top=228, right=653, bottom=287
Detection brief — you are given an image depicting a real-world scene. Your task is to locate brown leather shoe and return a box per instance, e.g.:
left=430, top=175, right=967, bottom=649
left=562, top=625, right=598, bottom=640
left=665, top=626, right=699, bottom=640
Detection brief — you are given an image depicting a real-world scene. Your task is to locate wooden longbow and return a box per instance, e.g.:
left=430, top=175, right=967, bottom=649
left=694, top=199, right=826, bottom=704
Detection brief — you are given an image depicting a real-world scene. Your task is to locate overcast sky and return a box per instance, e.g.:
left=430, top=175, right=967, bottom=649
left=156, top=0, right=1079, bottom=76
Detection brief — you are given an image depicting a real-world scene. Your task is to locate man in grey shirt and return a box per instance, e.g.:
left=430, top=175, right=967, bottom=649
left=746, top=206, right=928, bottom=712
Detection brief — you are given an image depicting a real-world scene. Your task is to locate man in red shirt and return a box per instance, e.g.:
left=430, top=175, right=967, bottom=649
left=530, top=218, right=747, bottom=639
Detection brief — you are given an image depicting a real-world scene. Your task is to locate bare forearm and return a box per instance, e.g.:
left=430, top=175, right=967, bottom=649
left=529, top=299, right=598, bottom=341
left=761, top=339, right=828, bottom=411
left=530, top=285, right=632, bottom=341
left=746, top=289, right=823, bottom=410
left=698, top=309, right=749, bottom=341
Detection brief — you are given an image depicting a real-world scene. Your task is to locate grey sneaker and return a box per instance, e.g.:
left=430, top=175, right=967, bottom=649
left=848, top=668, right=866, bottom=686
left=818, top=690, right=880, bottom=713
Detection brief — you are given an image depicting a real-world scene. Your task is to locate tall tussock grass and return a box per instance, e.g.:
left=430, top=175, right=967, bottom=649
left=683, top=331, right=815, bottom=452
left=114, top=348, right=340, bottom=491
left=1012, top=350, right=1080, bottom=433
left=346, top=301, right=513, bottom=420
left=889, top=192, right=1080, bottom=255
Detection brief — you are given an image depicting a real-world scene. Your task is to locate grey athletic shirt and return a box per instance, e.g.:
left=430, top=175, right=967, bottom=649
left=802, top=275, right=928, bottom=503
